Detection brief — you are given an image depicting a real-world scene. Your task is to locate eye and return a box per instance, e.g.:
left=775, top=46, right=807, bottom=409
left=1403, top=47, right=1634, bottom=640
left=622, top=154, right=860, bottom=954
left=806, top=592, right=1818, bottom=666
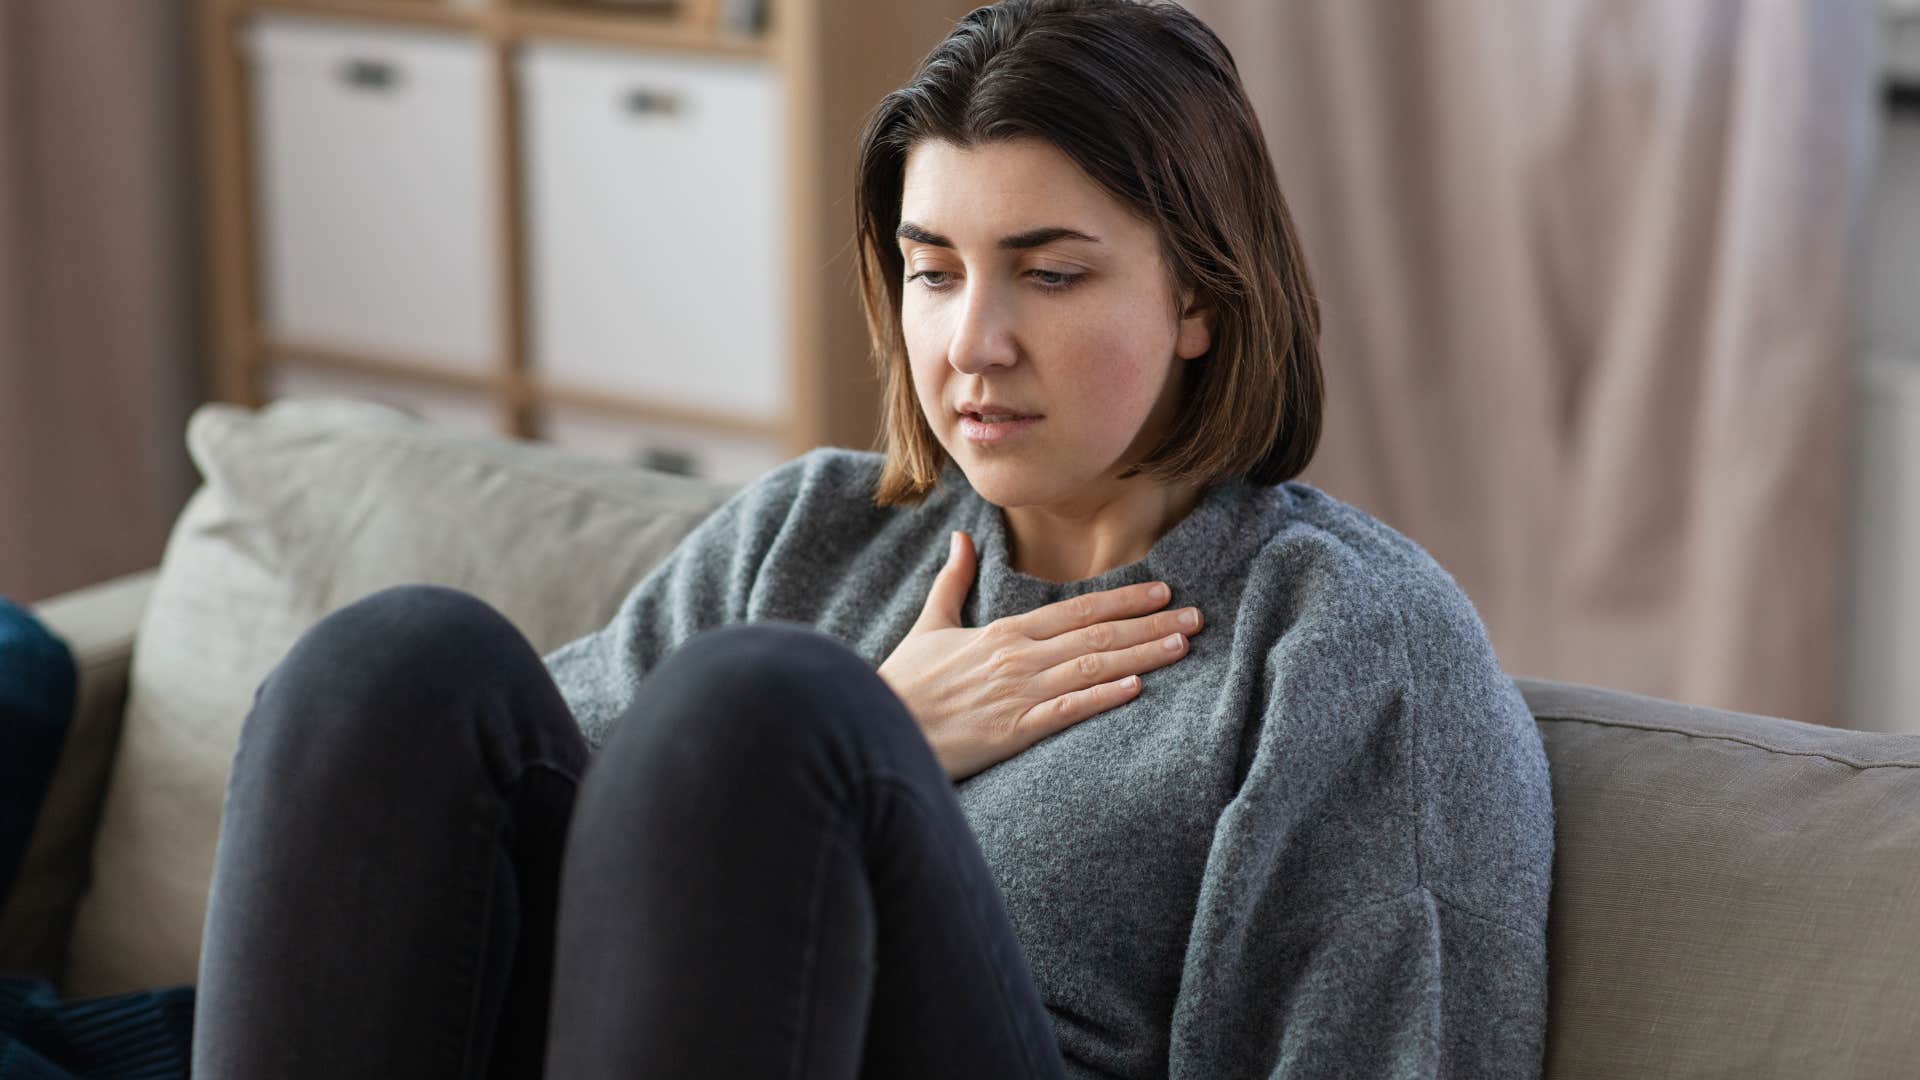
left=904, top=268, right=1086, bottom=294
left=1029, top=269, right=1084, bottom=292
left=905, top=269, right=955, bottom=290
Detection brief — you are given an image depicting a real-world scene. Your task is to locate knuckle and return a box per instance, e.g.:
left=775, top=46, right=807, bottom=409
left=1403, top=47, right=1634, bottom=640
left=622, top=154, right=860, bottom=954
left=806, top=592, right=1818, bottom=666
left=1083, top=622, right=1114, bottom=651
left=1074, top=652, right=1102, bottom=678
left=1069, top=595, right=1094, bottom=620
left=986, top=645, right=1020, bottom=676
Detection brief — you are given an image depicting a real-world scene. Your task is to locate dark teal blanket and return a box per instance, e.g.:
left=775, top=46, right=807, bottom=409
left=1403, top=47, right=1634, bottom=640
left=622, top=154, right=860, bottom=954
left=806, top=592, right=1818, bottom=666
left=3, top=603, right=195, bottom=1075
left=0, top=979, right=193, bottom=1079
left=0, top=595, right=74, bottom=904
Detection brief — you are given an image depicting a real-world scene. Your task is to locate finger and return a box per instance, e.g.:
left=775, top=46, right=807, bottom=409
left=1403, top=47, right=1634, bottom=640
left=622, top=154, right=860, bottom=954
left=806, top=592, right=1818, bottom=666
left=1006, top=579, right=1173, bottom=641
left=1017, top=674, right=1144, bottom=746
left=1031, top=629, right=1191, bottom=703
left=1024, top=604, right=1202, bottom=672
left=915, top=530, right=977, bottom=631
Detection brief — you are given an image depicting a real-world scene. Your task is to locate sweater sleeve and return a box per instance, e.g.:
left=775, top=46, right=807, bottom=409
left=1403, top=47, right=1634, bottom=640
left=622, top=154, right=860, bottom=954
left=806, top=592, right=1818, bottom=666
left=539, top=452, right=815, bottom=751
left=1165, top=581, right=1552, bottom=1079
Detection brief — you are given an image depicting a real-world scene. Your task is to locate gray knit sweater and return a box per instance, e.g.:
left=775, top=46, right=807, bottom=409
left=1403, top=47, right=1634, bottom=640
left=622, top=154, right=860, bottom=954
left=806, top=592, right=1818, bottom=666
left=541, top=447, right=1553, bottom=1079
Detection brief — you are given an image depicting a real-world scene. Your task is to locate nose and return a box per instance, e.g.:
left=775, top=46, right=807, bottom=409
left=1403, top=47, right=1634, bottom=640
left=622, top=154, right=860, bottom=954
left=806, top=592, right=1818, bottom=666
left=946, top=277, right=1019, bottom=375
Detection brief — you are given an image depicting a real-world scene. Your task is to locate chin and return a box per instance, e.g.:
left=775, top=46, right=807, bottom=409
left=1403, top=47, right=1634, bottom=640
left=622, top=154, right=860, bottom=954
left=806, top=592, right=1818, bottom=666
left=950, top=456, right=1061, bottom=508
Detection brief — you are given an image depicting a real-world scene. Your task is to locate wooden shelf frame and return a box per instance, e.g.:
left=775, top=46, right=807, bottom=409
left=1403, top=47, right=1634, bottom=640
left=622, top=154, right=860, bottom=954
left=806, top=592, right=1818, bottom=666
left=233, top=0, right=770, bottom=56
left=266, top=338, right=789, bottom=437
left=195, top=0, right=964, bottom=461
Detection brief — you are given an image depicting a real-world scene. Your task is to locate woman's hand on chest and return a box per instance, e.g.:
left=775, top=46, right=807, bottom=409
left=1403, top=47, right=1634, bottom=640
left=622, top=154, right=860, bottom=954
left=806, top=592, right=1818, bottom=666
left=876, top=529, right=1206, bottom=782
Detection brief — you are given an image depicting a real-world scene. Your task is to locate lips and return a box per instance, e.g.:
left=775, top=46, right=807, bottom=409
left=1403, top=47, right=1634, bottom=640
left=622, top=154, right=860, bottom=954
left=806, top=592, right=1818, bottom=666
left=956, top=404, right=1042, bottom=421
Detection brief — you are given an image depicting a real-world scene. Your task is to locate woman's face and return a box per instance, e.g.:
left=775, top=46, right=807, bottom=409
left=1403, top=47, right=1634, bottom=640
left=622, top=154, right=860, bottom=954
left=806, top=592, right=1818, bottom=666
left=896, top=137, right=1212, bottom=509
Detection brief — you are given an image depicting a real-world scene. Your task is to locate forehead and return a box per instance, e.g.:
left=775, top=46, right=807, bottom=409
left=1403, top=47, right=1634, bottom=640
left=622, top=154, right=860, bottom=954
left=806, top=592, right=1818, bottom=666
left=899, top=137, right=1129, bottom=234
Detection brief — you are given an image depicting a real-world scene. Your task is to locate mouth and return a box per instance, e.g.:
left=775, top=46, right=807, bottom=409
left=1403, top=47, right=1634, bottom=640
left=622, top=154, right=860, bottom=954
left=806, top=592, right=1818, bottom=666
left=958, top=412, right=1044, bottom=443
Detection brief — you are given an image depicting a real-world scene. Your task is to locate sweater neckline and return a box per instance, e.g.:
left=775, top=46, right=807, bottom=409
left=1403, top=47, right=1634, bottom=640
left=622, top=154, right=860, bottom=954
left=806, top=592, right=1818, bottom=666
left=944, top=459, right=1256, bottom=607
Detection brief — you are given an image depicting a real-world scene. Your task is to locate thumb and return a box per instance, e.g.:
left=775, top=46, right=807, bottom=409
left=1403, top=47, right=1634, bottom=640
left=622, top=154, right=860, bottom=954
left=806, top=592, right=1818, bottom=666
left=917, top=530, right=976, bottom=630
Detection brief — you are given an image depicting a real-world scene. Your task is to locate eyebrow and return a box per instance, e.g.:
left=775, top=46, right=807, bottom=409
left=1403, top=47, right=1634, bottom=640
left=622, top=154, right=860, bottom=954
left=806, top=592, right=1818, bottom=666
left=895, top=221, right=1102, bottom=250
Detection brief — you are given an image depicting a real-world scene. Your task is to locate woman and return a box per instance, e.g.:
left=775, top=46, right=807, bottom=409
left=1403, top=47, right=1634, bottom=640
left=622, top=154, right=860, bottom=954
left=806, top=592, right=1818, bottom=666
left=193, top=0, right=1554, bottom=1077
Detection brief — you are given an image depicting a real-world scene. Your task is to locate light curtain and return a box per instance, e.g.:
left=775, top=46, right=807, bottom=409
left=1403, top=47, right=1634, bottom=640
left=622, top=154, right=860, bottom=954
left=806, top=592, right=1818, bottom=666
left=0, top=1, right=202, bottom=604
left=1184, top=0, right=1881, bottom=726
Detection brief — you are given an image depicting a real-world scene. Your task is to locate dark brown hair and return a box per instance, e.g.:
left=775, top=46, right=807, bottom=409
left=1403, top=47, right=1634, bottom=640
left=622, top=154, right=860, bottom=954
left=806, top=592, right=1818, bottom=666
left=852, top=0, right=1324, bottom=506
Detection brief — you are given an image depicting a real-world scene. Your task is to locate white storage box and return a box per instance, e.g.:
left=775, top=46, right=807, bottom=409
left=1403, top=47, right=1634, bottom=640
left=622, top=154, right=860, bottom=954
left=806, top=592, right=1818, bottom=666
left=517, top=41, right=790, bottom=422
left=243, top=14, right=498, bottom=369
left=262, top=361, right=503, bottom=439
left=536, top=404, right=792, bottom=486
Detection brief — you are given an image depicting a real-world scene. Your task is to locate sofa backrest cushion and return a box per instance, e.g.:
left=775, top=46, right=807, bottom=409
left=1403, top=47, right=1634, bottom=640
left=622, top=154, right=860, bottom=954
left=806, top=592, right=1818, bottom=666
left=1517, top=677, right=1920, bottom=1079
left=66, top=395, right=1920, bottom=1080
left=65, top=397, right=741, bottom=994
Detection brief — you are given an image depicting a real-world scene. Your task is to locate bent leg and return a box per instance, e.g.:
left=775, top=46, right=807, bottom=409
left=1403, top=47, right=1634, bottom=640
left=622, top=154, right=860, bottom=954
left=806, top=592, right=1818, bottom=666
left=546, top=620, right=1066, bottom=1079
left=192, top=585, right=589, bottom=1079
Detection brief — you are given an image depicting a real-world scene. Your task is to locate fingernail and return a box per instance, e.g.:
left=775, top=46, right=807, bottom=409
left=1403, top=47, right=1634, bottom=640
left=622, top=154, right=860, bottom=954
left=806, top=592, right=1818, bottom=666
left=1150, top=582, right=1170, bottom=602
left=1162, top=633, right=1184, bottom=651
left=1180, top=609, right=1199, bottom=629
left=950, top=531, right=961, bottom=559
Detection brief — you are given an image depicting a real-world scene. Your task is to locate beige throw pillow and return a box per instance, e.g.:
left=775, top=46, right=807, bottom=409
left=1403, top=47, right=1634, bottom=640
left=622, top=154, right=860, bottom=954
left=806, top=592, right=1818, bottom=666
left=64, top=396, right=739, bottom=994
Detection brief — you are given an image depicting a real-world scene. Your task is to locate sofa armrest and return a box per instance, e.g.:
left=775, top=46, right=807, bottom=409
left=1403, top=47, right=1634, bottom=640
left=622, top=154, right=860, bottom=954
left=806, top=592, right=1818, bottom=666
left=0, top=567, right=157, bottom=981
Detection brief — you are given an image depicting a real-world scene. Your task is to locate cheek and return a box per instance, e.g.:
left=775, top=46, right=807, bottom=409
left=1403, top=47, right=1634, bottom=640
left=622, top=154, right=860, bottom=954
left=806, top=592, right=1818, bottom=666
left=906, top=344, right=939, bottom=396
left=901, top=315, right=938, bottom=389
left=1058, top=332, right=1165, bottom=420
left=906, top=350, right=948, bottom=425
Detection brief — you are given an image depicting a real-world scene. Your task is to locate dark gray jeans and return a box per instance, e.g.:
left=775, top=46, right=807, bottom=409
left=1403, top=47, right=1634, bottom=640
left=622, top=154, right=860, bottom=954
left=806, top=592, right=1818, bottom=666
left=190, top=584, right=1068, bottom=1078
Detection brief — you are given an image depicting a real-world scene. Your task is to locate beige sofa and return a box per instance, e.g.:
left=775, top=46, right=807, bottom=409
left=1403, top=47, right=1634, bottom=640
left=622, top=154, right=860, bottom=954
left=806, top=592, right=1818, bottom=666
left=3, top=396, right=1918, bottom=1078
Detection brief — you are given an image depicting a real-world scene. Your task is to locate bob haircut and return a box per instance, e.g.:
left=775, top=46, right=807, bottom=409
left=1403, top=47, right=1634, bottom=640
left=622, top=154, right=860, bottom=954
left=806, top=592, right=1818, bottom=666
left=853, top=0, right=1325, bottom=507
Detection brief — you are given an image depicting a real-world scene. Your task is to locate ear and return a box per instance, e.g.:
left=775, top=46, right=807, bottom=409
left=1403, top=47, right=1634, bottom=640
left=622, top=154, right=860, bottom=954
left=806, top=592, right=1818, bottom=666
left=1175, top=285, right=1214, bottom=361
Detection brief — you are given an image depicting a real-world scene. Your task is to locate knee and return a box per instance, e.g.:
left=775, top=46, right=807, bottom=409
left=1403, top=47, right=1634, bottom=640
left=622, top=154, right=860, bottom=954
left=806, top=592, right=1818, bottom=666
left=267, top=584, right=521, bottom=696
left=596, top=621, right=913, bottom=789
left=248, top=584, right=533, bottom=756
left=669, top=620, right=875, bottom=707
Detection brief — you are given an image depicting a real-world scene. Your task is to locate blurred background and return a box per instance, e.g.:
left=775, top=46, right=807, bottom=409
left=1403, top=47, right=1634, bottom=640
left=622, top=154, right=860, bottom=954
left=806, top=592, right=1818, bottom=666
left=0, top=0, right=1913, bottom=733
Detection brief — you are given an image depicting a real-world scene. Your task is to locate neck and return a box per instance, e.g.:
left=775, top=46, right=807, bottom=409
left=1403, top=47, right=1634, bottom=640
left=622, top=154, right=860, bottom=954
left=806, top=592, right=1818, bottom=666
left=1002, top=476, right=1205, bottom=584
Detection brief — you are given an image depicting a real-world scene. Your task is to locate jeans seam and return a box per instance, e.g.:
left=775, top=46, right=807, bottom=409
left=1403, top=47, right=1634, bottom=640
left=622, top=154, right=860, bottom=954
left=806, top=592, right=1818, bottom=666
left=860, top=770, right=1059, bottom=1080
left=460, top=758, right=575, bottom=1077
left=791, top=821, right=853, bottom=1080
left=453, top=793, right=503, bottom=1077
left=517, top=758, right=585, bottom=788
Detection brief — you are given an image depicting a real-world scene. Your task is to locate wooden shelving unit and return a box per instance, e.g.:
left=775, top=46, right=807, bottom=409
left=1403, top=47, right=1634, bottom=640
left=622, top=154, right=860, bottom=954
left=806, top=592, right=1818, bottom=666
left=194, top=0, right=966, bottom=476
